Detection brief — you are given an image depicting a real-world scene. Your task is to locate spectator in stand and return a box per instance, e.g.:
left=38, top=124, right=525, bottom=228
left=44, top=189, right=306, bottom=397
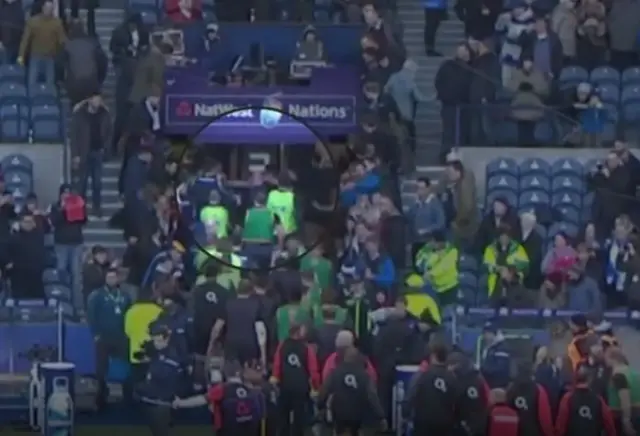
left=18, top=0, right=66, bottom=87
left=82, top=245, right=111, bottom=304
left=566, top=83, right=607, bottom=147
left=110, top=13, right=149, bottom=151
left=362, top=1, right=405, bottom=64
left=607, top=0, right=640, bottom=71
left=0, top=182, right=17, bottom=258
left=408, top=177, right=446, bottom=261
left=468, top=39, right=500, bottom=143
left=435, top=45, right=471, bottom=157
left=565, top=264, right=602, bottom=314
left=7, top=213, right=47, bottom=299
left=442, top=160, right=478, bottom=249
left=507, top=57, right=550, bottom=145
left=603, top=215, right=635, bottom=307
left=0, top=0, right=26, bottom=64
left=61, top=20, right=107, bottom=106
left=550, top=0, right=578, bottom=65
left=495, top=2, right=534, bottom=85
left=613, top=140, right=640, bottom=198
left=384, top=59, right=428, bottom=161
left=576, top=0, right=607, bottom=70
left=588, top=151, right=630, bottom=239
left=129, top=42, right=167, bottom=134
left=23, top=194, right=51, bottom=233
left=454, top=0, right=502, bottom=39
left=71, top=94, right=111, bottom=217
left=520, top=211, right=544, bottom=289
left=476, top=197, right=522, bottom=256
left=541, top=232, right=577, bottom=285
left=422, top=0, right=447, bottom=57
left=48, top=184, right=87, bottom=308
left=521, top=16, right=563, bottom=82
left=166, top=0, right=203, bottom=23
left=123, top=143, right=153, bottom=239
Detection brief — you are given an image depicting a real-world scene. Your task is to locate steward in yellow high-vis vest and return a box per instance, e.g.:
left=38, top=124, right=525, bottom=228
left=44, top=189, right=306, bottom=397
left=482, top=232, right=529, bottom=296
left=124, top=294, right=163, bottom=364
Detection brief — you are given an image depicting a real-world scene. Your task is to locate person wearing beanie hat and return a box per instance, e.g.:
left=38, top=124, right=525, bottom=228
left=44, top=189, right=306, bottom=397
left=519, top=210, right=544, bottom=289
left=480, top=321, right=512, bottom=388
left=565, top=264, right=602, bottom=316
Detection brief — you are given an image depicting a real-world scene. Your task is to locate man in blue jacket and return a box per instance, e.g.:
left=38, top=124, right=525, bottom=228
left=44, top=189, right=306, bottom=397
left=480, top=322, right=511, bottom=388
left=340, top=162, right=381, bottom=208
left=123, top=143, right=153, bottom=238
left=357, top=237, right=396, bottom=305
left=408, top=177, right=446, bottom=260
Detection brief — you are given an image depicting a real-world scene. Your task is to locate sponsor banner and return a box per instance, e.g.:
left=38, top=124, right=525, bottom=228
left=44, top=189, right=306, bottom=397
left=164, top=92, right=357, bottom=143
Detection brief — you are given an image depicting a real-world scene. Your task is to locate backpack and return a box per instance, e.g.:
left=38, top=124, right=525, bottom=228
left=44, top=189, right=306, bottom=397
left=63, top=194, right=86, bottom=222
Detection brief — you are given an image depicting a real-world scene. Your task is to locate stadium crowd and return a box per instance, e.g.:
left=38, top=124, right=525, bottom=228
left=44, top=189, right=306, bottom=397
left=1, top=0, right=640, bottom=435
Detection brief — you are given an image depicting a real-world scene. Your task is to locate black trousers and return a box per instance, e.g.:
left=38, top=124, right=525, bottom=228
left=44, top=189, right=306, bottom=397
left=94, top=338, right=130, bottom=407
left=146, top=405, right=172, bottom=436
left=424, top=9, right=445, bottom=50
left=278, top=391, right=309, bottom=436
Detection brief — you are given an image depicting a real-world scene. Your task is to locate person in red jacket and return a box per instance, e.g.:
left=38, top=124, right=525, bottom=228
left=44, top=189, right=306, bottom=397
left=270, top=323, right=320, bottom=436
left=487, top=388, right=519, bottom=436
left=506, top=361, right=554, bottom=436
left=555, top=366, right=616, bottom=436
left=322, top=330, right=377, bottom=383
left=165, top=0, right=202, bottom=23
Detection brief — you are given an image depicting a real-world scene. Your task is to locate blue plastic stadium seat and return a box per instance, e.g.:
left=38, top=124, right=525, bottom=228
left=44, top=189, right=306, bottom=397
left=29, top=83, right=58, bottom=107
left=458, top=254, right=478, bottom=272
left=486, top=157, right=518, bottom=178
left=0, top=64, right=26, bottom=85
left=597, top=84, right=620, bottom=105
left=551, top=158, right=583, bottom=178
left=519, top=190, right=550, bottom=210
left=557, top=206, right=580, bottom=225
left=2, top=153, right=33, bottom=173
left=140, top=9, right=159, bottom=25
left=31, top=104, right=62, bottom=142
left=0, top=104, right=29, bottom=142
left=4, top=170, right=33, bottom=194
left=0, top=82, right=28, bottom=106
left=622, top=67, right=640, bottom=88
left=551, top=191, right=581, bottom=211
left=622, top=86, right=640, bottom=104
left=487, top=174, right=518, bottom=193
left=590, top=66, right=621, bottom=87
left=44, top=283, right=72, bottom=302
left=519, top=158, right=551, bottom=177
left=551, top=175, right=583, bottom=194
left=558, top=66, right=588, bottom=89
left=486, top=190, right=517, bottom=210
left=520, top=174, right=551, bottom=193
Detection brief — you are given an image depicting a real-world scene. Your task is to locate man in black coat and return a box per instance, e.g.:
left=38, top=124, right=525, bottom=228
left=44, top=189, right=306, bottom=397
left=435, top=44, right=472, bottom=157
left=8, top=213, right=47, bottom=299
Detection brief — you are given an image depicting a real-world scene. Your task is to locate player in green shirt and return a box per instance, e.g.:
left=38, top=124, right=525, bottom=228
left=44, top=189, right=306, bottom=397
left=242, top=191, right=275, bottom=270
left=300, top=270, right=322, bottom=314
left=275, top=287, right=311, bottom=342
left=267, top=173, right=297, bottom=237
left=300, top=244, right=333, bottom=291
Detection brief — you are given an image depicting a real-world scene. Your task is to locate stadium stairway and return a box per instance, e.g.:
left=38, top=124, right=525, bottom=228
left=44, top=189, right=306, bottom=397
left=81, top=8, right=127, bottom=256
left=397, top=0, right=465, bottom=166
left=396, top=1, right=464, bottom=263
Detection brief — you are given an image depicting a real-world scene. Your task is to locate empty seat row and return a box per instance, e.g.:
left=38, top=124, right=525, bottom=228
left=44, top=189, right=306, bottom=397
left=559, top=66, right=640, bottom=88
left=486, top=157, right=596, bottom=178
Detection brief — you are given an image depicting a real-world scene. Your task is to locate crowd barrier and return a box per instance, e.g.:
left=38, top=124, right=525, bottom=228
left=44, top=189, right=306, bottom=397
left=1, top=304, right=638, bottom=377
